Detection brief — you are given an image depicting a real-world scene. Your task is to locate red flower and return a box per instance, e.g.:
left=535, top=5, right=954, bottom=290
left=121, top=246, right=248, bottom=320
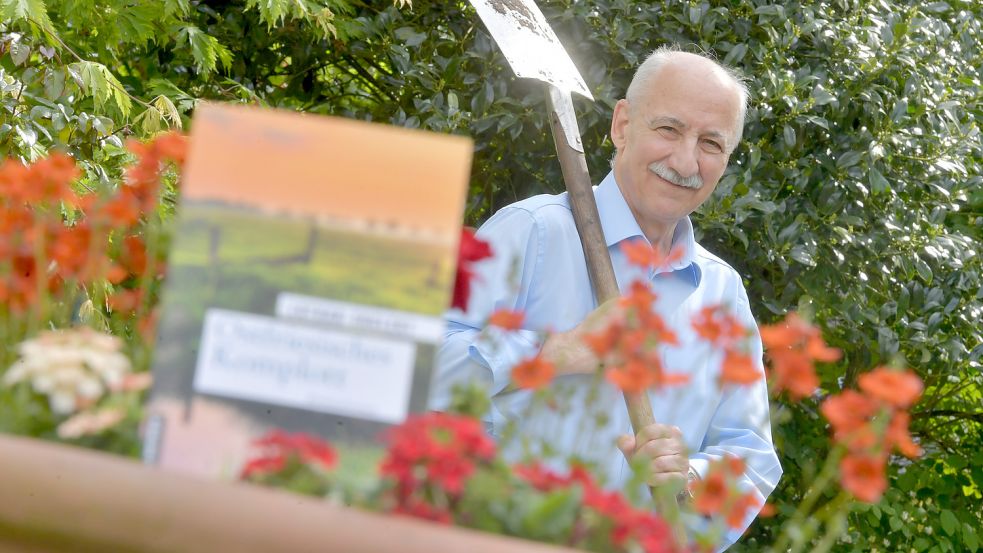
left=380, top=412, right=496, bottom=502
left=239, top=455, right=287, bottom=479
left=240, top=429, right=338, bottom=481
left=451, top=228, right=492, bottom=310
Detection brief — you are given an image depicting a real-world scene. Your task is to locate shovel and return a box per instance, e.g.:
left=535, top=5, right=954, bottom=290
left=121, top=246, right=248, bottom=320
left=468, top=0, right=682, bottom=527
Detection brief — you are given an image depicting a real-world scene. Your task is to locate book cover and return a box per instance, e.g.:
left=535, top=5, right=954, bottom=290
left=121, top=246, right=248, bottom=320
left=143, top=103, right=472, bottom=479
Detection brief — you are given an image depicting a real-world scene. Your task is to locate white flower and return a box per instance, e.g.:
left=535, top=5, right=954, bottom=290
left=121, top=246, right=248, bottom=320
left=2, top=328, right=137, bottom=416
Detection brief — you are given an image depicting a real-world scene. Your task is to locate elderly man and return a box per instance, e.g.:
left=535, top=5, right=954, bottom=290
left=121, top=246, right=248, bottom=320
left=432, top=46, right=781, bottom=549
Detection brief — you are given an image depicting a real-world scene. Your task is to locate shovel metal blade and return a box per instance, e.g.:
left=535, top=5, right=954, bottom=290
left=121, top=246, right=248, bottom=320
left=468, top=0, right=593, bottom=100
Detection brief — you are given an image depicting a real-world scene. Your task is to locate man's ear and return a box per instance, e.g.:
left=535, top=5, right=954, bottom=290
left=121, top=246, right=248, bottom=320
left=610, top=99, right=630, bottom=150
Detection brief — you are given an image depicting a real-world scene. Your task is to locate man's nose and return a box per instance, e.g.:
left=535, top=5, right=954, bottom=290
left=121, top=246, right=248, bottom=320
left=667, top=140, right=699, bottom=178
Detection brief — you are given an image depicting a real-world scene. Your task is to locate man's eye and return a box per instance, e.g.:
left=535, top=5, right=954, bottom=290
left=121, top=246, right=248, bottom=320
left=702, top=139, right=724, bottom=152
left=657, top=126, right=680, bottom=136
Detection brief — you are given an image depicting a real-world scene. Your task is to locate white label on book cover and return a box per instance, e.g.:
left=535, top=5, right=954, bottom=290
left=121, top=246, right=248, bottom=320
left=275, top=292, right=445, bottom=343
left=193, top=308, right=415, bottom=424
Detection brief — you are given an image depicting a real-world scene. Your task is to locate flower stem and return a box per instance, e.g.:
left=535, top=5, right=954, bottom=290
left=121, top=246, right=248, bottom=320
left=767, top=446, right=845, bottom=553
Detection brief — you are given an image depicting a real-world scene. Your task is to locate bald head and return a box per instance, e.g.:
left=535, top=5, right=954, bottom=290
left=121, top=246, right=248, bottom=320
left=625, top=48, right=749, bottom=150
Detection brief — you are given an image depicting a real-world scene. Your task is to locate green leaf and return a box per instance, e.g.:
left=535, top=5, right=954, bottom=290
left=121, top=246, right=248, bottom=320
left=69, top=61, right=132, bottom=117
left=152, top=94, right=182, bottom=129
left=133, top=105, right=163, bottom=135
left=812, top=84, right=836, bottom=106
left=394, top=27, right=426, bottom=47
left=913, top=256, right=933, bottom=283
left=790, top=245, right=816, bottom=267
left=177, top=26, right=229, bottom=73
left=940, top=510, right=958, bottom=536
left=10, top=41, right=31, bottom=65
left=783, top=124, right=796, bottom=147
left=965, top=523, right=979, bottom=553
left=869, top=167, right=890, bottom=194
left=1, top=0, right=56, bottom=35
left=836, top=150, right=863, bottom=170
left=43, top=67, right=65, bottom=99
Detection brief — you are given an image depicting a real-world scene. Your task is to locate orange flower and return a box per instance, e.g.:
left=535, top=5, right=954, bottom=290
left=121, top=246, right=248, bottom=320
left=605, top=359, right=660, bottom=393
left=621, top=239, right=665, bottom=268
left=840, top=453, right=887, bottom=503
left=152, top=131, right=189, bottom=165
left=806, top=334, right=841, bottom=362
left=760, top=312, right=841, bottom=401
left=96, top=190, right=142, bottom=228
left=511, top=356, right=555, bottom=390
left=48, top=223, right=92, bottom=279
left=885, top=412, right=922, bottom=458
left=691, top=305, right=747, bottom=347
left=583, top=322, right=622, bottom=357
left=820, top=390, right=879, bottom=442
left=690, top=455, right=759, bottom=528
left=692, top=471, right=728, bottom=515
left=767, top=349, right=820, bottom=400
left=620, top=280, right=657, bottom=312
left=720, top=349, right=761, bottom=385
left=725, top=492, right=762, bottom=529
left=858, top=367, right=923, bottom=409
left=637, top=309, right=679, bottom=346
left=759, top=312, right=812, bottom=349
left=488, top=308, right=524, bottom=331
left=23, top=151, right=81, bottom=206
left=109, top=288, right=143, bottom=313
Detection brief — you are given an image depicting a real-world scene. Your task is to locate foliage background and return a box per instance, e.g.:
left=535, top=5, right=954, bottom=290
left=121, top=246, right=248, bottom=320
left=1, top=0, right=980, bottom=551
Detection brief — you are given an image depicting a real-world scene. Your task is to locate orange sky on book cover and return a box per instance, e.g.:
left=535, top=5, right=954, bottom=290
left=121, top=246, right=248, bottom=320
left=181, top=103, right=472, bottom=235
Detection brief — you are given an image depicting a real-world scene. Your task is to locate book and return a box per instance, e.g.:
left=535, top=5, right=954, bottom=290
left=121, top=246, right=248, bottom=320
left=142, top=103, right=472, bottom=479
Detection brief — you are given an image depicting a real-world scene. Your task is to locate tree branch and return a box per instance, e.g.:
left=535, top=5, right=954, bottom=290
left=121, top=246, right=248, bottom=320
left=911, top=409, right=983, bottom=423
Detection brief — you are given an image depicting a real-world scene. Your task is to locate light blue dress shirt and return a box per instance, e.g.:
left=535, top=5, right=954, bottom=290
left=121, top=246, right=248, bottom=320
left=431, top=171, right=782, bottom=549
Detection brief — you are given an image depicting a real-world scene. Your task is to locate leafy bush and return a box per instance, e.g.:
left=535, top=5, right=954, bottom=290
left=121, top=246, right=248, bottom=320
left=2, top=0, right=979, bottom=550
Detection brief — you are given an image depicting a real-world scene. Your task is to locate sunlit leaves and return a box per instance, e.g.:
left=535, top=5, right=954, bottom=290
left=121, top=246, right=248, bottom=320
left=67, top=61, right=131, bottom=117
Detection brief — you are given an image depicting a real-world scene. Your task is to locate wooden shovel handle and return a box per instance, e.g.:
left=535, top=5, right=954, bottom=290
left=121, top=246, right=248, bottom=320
left=544, top=94, right=655, bottom=432
left=545, top=92, right=685, bottom=535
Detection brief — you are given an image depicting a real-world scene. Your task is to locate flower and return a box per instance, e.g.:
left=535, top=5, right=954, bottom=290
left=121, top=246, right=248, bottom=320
left=820, top=390, right=880, bottom=449
left=840, top=453, right=887, bottom=503
left=240, top=430, right=338, bottom=480
left=488, top=308, right=524, bottom=330
left=606, top=359, right=663, bottom=393
left=760, top=312, right=841, bottom=400
left=511, top=355, right=556, bottom=390
left=689, top=455, right=760, bottom=530
left=858, top=367, right=923, bottom=409
left=451, top=228, right=492, bottom=310
left=885, top=411, right=922, bottom=458
left=691, top=305, right=747, bottom=347
left=2, top=328, right=134, bottom=415
left=719, top=350, right=761, bottom=385
left=620, top=239, right=684, bottom=270
left=380, top=412, right=496, bottom=503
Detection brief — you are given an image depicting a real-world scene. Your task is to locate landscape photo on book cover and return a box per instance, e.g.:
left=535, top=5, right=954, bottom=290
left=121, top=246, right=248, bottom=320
left=144, top=104, right=472, bottom=479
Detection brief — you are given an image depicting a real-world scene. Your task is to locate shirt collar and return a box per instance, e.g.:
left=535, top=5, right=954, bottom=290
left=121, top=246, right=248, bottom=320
left=596, top=171, right=702, bottom=287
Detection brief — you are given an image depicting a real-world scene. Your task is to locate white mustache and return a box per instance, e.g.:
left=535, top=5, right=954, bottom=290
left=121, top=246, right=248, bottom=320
left=648, top=162, right=703, bottom=189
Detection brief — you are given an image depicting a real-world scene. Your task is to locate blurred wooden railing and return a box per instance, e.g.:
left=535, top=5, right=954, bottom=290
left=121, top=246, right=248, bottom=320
left=0, top=434, right=574, bottom=553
